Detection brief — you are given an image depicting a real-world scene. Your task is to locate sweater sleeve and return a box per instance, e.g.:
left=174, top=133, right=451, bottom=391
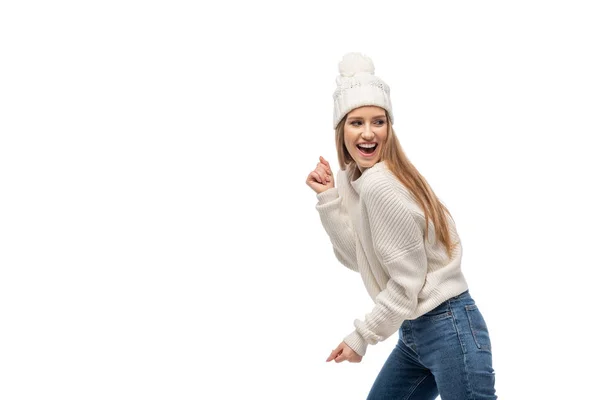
left=343, top=181, right=427, bottom=356
left=315, top=186, right=359, bottom=273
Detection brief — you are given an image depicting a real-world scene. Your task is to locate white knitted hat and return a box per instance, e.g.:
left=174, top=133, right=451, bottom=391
left=332, top=52, right=394, bottom=129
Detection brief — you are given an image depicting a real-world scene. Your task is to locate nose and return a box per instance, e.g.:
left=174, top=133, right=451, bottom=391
left=361, top=124, right=375, bottom=140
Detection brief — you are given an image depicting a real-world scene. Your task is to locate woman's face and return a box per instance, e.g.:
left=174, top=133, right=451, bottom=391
left=343, top=106, right=388, bottom=170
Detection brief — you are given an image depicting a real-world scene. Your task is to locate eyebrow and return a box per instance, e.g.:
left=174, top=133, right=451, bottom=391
left=347, top=115, right=386, bottom=120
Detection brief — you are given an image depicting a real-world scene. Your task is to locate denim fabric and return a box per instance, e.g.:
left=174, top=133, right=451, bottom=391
left=366, top=290, right=497, bottom=400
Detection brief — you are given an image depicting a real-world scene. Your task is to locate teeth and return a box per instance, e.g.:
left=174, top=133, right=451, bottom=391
left=358, top=143, right=376, bottom=148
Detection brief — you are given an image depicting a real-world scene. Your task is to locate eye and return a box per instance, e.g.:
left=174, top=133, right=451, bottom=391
left=375, top=119, right=386, bottom=125
left=350, top=121, right=362, bottom=126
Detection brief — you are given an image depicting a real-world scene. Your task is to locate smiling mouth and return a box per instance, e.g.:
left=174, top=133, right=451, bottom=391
left=357, top=144, right=377, bottom=155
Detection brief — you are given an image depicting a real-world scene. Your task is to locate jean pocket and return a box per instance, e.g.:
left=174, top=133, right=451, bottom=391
left=419, top=304, right=452, bottom=321
left=465, top=304, right=492, bottom=351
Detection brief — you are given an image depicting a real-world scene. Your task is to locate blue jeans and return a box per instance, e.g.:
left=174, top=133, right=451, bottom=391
left=367, top=290, right=497, bottom=399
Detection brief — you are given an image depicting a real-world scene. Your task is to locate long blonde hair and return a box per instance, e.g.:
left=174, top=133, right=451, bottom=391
left=335, top=110, right=459, bottom=258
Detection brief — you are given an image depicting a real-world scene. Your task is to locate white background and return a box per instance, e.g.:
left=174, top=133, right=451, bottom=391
left=1, top=1, right=599, bottom=399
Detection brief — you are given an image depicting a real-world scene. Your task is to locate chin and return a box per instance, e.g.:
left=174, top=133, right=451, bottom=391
left=356, top=160, right=377, bottom=171
left=360, top=159, right=379, bottom=166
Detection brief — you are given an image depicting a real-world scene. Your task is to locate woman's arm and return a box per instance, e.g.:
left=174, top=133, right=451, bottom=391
left=315, top=186, right=359, bottom=273
left=343, top=179, right=427, bottom=356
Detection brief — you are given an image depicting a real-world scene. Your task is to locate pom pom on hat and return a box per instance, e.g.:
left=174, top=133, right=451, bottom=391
left=332, top=52, right=394, bottom=129
left=338, top=52, right=375, bottom=77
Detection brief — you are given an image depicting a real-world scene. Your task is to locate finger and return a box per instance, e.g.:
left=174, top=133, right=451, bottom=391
left=315, top=170, right=327, bottom=184
left=316, top=166, right=331, bottom=182
left=319, top=156, right=329, bottom=167
left=327, top=344, right=343, bottom=360
left=320, top=156, right=332, bottom=171
left=334, top=353, right=346, bottom=363
left=318, top=164, right=332, bottom=176
left=316, top=163, right=332, bottom=176
left=308, top=171, right=322, bottom=184
left=316, top=165, right=329, bottom=177
left=309, top=171, right=325, bottom=185
left=326, top=349, right=341, bottom=362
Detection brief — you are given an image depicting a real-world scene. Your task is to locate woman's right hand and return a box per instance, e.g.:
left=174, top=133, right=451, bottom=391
left=306, top=156, right=335, bottom=194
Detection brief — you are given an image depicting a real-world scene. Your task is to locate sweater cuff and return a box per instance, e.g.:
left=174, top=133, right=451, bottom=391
left=343, top=330, right=368, bottom=357
left=316, top=187, right=339, bottom=205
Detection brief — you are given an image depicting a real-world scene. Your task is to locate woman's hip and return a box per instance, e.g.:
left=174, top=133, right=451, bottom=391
left=398, top=290, right=497, bottom=398
left=400, top=290, right=494, bottom=362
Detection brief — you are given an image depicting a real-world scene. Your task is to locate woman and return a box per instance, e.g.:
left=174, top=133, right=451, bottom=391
left=306, top=53, right=497, bottom=399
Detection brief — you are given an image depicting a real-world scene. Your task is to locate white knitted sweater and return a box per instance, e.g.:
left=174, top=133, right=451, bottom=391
left=315, top=161, right=468, bottom=356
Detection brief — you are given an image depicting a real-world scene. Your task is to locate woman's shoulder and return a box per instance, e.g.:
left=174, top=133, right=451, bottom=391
left=359, top=167, right=424, bottom=222
left=361, top=163, right=409, bottom=197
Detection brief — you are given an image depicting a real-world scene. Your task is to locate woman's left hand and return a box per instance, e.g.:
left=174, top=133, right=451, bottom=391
left=326, top=341, right=363, bottom=363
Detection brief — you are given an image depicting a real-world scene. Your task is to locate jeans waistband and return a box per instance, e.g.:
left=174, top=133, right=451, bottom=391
left=451, top=289, right=470, bottom=301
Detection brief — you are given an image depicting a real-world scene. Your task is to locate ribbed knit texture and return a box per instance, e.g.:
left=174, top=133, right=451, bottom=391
left=315, top=161, right=469, bottom=357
